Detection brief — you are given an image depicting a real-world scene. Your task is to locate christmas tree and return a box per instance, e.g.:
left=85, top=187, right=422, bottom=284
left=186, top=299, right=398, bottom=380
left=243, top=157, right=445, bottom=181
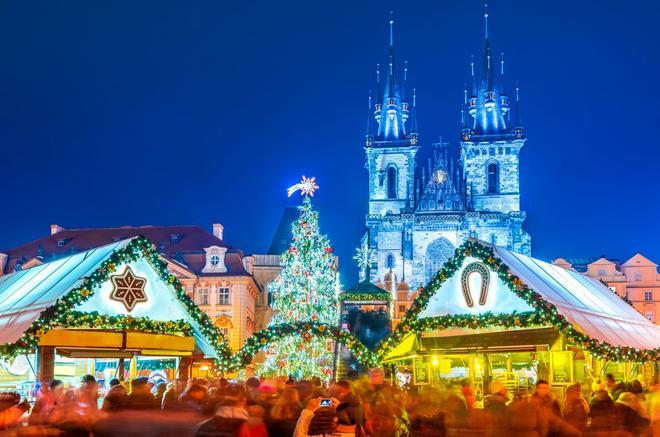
left=258, top=177, right=340, bottom=379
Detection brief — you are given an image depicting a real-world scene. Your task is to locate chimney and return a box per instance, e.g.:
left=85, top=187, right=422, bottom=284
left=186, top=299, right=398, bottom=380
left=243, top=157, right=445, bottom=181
left=0, top=253, right=7, bottom=275
left=51, top=224, right=65, bottom=235
left=212, top=223, right=224, bottom=240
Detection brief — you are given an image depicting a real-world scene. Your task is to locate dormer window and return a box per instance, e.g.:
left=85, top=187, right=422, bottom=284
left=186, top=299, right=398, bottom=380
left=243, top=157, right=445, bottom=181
left=202, top=246, right=228, bottom=274
left=57, top=239, right=66, bottom=247
left=169, top=234, right=182, bottom=244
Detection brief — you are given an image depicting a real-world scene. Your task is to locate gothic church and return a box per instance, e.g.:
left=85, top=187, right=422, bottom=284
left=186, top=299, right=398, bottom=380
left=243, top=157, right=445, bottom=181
left=361, top=9, right=531, bottom=293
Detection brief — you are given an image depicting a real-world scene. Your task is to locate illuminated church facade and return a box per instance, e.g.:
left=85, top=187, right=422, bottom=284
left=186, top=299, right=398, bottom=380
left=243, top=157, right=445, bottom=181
left=360, top=10, right=531, bottom=294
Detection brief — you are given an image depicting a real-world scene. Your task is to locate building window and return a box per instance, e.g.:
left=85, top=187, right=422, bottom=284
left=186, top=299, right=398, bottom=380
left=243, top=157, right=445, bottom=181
left=399, top=305, right=406, bottom=313
left=598, top=268, right=607, bottom=277
left=634, top=273, right=642, bottom=282
left=387, top=167, right=397, bottom=199
left=645, top=291, right=653, bottom=301
left=386, top=253, right=395, bottom=269
left=197, top=288, right=209, bottom=305
left=425, top=237, right=455, bottom=285
left=219, top=327, right=230, bottom=339
left=217, top=287, right=231, bottom=305
left=487, top=163, right=499, bottom=194
left=210, top=255, right=220, bottom=266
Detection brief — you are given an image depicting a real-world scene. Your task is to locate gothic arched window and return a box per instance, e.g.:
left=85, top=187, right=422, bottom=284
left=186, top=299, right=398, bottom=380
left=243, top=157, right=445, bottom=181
left=386, top=253, right=395, bottom=269
left=487, top=162, right=499, bottom=194
left=387, top=167, right=397, bottom=199
left=425, top=238, right=455, bottom=285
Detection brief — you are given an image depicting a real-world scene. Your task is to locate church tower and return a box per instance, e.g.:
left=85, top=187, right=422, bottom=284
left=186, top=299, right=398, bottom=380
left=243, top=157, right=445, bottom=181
left=460, top=4, right=526, bottom=215
left=365, top=15, right=418, bottom=217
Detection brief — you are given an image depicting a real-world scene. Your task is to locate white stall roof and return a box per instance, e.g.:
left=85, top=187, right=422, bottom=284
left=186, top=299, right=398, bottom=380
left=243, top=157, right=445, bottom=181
left=0, top=239, right=217, bottom=357
left=489, top=242, right=660, bottom=350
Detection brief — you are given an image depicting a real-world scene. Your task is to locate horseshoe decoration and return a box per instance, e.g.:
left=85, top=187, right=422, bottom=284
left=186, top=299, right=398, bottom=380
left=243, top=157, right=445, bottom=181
left=460, top=262, right=490, bottom=307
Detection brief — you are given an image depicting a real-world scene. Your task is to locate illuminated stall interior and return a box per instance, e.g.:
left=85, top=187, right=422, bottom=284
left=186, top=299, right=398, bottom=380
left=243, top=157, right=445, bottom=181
left=384, top=240, right=660, bottom=404
left=0, top=238, right=219, bottom=397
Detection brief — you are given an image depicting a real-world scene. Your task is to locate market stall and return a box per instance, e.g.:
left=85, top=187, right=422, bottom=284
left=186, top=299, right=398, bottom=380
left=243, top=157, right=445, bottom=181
left=380, top=239, right=660, bottom=402
left=0, top=237, right=227, bottom=395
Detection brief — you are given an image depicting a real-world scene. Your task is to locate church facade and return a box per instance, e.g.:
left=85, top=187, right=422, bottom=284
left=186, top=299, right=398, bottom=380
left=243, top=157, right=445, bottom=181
left=361, top=12, right=531, bottom=294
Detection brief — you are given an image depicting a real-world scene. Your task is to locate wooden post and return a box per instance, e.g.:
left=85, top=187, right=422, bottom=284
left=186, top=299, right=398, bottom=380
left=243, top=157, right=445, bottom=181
left=37, top=346, right=55, bottom=383
left=117, top=358, right=125, bottom=380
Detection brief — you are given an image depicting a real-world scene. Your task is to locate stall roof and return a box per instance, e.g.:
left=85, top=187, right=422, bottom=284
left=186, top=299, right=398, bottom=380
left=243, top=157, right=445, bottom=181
left=0, top=238, right=217, bottom=357
left=490, top=243, right=660, bottom=350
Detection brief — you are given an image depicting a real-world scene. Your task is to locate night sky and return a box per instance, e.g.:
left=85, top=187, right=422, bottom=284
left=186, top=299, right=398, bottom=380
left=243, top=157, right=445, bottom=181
left=1, top=1, right=659, bottom=285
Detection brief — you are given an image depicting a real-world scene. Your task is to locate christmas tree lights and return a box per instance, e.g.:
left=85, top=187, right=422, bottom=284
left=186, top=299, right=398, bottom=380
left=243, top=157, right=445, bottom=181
left=257, top=180, right=341, bottom=379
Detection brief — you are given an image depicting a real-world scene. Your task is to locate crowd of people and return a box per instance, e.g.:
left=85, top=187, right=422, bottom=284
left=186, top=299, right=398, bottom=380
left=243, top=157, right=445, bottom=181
left=0, top=370, right=658, bottom=436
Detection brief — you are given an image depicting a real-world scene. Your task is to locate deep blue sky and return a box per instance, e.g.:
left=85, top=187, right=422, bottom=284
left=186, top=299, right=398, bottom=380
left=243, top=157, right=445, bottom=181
left=1, top=1, right=659, bottom=285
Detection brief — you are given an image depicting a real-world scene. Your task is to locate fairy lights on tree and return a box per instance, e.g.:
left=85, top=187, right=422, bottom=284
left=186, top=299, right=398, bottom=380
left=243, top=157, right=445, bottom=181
left=257, top=176, right=340, bottom=379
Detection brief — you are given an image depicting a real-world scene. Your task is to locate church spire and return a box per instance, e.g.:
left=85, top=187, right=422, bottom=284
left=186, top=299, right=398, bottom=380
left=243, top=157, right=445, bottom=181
left=371, top=12, right=413, bottom=143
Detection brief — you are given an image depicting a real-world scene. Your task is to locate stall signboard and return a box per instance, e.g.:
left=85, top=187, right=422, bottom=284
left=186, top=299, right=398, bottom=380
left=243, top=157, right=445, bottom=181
left=413, top=358, right=431, bottom=385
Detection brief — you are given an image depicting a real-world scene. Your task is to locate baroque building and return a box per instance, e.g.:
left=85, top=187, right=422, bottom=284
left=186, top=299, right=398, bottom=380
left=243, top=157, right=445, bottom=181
left=361, top=10, right=531, bottom=297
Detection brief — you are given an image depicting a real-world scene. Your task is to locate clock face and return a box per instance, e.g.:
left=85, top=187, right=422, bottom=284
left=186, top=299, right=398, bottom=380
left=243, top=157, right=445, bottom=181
left=433, top=169, right=447, bottom=184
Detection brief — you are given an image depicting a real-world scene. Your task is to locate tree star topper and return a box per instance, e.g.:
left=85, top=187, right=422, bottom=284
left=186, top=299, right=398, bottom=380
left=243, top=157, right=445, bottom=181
left=110, top=266, right=148, bottom=311
left=287, top=176, right=319, bottom=197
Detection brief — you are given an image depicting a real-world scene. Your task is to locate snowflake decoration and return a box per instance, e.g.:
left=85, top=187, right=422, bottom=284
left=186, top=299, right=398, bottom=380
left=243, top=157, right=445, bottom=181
left=287, top=176, right=319, bottom=197
left=109, top=266, right=148, bottom=311
left=354, top=247, right=377, bottom=270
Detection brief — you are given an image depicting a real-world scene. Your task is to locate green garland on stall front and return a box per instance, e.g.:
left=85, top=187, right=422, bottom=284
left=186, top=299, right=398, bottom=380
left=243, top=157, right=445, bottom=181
left=231, top=322, right=379, bottom=371
left=377, top=239, right=660, bottom=363
left=339, top=292, right=392, bottom=302
left=0, top=237, right=233, bottom=369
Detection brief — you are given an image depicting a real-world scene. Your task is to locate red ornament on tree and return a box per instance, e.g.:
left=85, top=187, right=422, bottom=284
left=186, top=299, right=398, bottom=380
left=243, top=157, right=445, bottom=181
left=324, top=247, right=333, bottom=253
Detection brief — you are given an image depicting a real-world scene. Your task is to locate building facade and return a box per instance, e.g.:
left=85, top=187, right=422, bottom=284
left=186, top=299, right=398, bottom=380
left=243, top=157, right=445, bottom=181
left=554, top=254, right=660, bottom=324
left=361, top=13, right=531, bottom=297
left=0, top=224, right=263, bottom=352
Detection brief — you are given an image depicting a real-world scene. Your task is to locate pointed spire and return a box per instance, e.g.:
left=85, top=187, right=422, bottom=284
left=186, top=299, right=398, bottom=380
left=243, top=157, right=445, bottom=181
left=411, top=87, right=418, bottom=133
left=500, top=52, right=504, bottom=75
left=514, top=81, right=522, bottom=126
left=366, top=90, right=373, bottom=135
left=389, top=11, right=394, bottom=47
left=375, top=63, right=382, bottom=101
left=484, top=3, right=489, bottom=39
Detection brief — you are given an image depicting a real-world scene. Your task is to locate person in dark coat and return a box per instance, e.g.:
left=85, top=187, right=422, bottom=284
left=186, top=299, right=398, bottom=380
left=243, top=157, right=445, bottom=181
left=614, top=392, right=650, bottom=437
left=102, top=378, right=129, bottom=411
left=484, top=381, right=508, bottom=436
left=128, top=378, right=159, bottom=409
left=588, top=389, right=618, bottom=433
left=561, top=383, right=589, bottom=433
left=506, top=393, right=547, bottom=437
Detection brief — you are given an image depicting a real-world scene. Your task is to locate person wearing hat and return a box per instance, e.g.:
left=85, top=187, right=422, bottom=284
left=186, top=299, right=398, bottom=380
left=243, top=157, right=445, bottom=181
left=484, top=380, right=508, bottom=436
left=615, top=392, right=650, bottom=436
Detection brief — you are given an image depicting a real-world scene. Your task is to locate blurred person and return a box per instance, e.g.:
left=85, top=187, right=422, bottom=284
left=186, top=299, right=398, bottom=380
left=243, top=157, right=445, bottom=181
left=293, top=396, right=340, bottom=437
left=162, top=382, right=179, bottom=410
left=246, top=377, right=261, bottom=406
left=485, top=380, right=508, bottom=436
left=330, top=380, right=364, bottom=431
left=238, top=404, right=268, bottom=437
left=128, top=378, right=159, bottom=409
left=588, top=389, right=618, bottom=434
left=179, top=383, right=209, bottom=413
left=531, top=380, right=561, bottom=418
left=506, top=391, right=546, bottom=437
left=0, top=392, right=29, bottom=430
left=195, top=384, right=248, bottom=437
left=154, top=381, right=167, bottom=403
left=561, top=383, right=588, bottom=433
left=614, top=392, right=650, bottom=437
left=256, top=384, right=277, bottom=417
left=311, top=376, right=326, bottom=398
left=647, top=383, right=660, bottom=437
left=334, top=402, right=359, bottom=437
left=269, top=387, right=304, bottom=436
left=102, top=378, right=129, bottom=411
left=78, top=374, right=99, bottom=411
left=605, top=373, right=626, bottom=401
left=460, top=379, right=476, bottom=410
left=628, top=379, right=645, bottom=401
left=29, top=379, right=64, bottom=425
